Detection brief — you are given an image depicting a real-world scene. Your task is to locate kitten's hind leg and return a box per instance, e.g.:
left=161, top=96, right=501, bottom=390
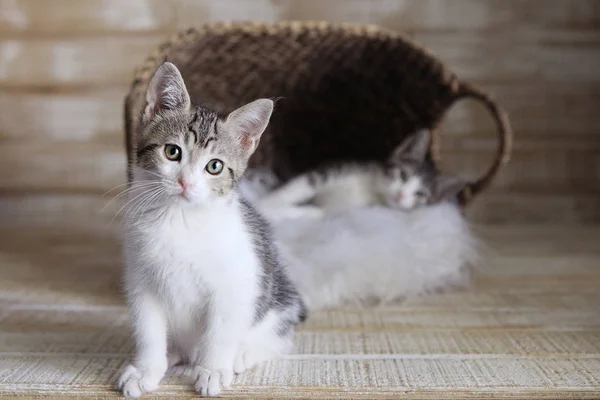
left=233, top=308, right=300, bottom=374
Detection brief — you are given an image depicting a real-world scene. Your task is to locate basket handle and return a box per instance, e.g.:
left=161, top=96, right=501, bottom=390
left=450, top=82, right=513, bottom=205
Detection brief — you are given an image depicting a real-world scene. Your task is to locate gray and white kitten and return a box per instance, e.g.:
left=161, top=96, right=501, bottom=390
left=258, top=129, right=465, bottom=218
left=119, top=62, right=306, bottom=398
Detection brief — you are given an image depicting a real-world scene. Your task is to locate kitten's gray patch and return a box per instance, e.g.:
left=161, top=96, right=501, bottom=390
left=239, top=198, right=307, bottom=334
left=136, top=143, right=159, bottom=161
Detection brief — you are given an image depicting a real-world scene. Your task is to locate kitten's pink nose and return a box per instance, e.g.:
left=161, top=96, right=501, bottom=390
left=178, top=178, right=188, bottom=190
left=396, top=192, right=404, bottom=201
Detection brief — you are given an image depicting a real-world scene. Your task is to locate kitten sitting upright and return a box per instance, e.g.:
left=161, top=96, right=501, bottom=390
left=258, top=129, right=465, bottom=217
left=119, top=62, right=305, bottom=398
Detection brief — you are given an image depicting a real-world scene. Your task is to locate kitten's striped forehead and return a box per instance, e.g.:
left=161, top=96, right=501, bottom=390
left=135, top=106, right=220, bottom=166
left=187, top=106, right=219, bottom=149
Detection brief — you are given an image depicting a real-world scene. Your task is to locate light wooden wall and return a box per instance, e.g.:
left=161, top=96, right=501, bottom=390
left=1, top=0, right=599, bottom=227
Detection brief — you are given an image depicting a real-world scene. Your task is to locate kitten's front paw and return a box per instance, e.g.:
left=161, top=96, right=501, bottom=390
left=118, top=364, right=163, bottom=398
left=194, top=367, right=234, bottom=397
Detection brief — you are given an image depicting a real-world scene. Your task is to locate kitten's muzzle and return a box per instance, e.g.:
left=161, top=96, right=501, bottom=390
left=178, top=178, right=189, bottom=191
left=177, top=178, right=193, bottom=200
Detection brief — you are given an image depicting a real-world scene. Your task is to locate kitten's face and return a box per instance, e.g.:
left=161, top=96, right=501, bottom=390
left=380, top=129, right=465, bottom=210
left=133, top=62, right=273, bottom=207
left=135, top=109, right=243, bottom=206
left=382, top=160, right=434, bottom=210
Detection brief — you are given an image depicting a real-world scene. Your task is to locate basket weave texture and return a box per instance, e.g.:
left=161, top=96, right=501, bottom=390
left=125, top=21, right=512, bottom=205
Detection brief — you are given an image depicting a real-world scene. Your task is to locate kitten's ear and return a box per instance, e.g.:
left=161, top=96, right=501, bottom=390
left=433, top=174, right=466, bottom=203
left=223, top=99, right=274, bottom=154
left=143, top=62, right=191, bottom=123
left=391, top=129, right=431, bottom=162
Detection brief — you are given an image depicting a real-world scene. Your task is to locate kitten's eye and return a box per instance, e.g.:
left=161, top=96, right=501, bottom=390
left=415, top=190, right=426, bottom=198
left=206, top=159, right=224, bottom=175
left=399, top=169, right=408, bottom=182
left=164, top=144, right=181, bottom=161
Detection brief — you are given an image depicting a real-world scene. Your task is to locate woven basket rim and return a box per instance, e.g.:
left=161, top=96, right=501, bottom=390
left=131, top=20, right=446, bottom=83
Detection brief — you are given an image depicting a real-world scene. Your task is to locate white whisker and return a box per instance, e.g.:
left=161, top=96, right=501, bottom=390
left=123, top=188, right=156, bottom=224
left=102, top=182, right=163, bottom=212
left=127, top=189, right=166, bottom=229
left=110, top=187, right=160, bottom=226
left=103, top=180, right=158, bottom=196
left=132, top=166, right=163, bottom=179
left=125, top=187, right=164, bottom=226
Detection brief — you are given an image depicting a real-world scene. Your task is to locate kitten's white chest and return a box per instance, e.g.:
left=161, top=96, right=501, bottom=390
left=128, top=202, right=259, bottom=315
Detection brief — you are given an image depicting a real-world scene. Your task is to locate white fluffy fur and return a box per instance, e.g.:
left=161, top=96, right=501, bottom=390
left=120, top=194, right=293, bottom=398
left=273, top=202, right=478, bottom=310
left=240, top=168, right=477, bottom=310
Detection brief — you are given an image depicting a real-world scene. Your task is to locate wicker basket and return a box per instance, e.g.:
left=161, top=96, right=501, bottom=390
left=125, top=21, right=512, bottom=205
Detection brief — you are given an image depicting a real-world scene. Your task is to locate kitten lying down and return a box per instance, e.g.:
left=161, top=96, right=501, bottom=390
left=245, top=129, right=466, bottom=222
left=242, top=130, right=477, bottom=310
left=241, top=172, right=477, bottom=310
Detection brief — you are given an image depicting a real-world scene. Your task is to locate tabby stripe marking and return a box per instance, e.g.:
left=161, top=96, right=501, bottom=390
left=189, top=110, right=199, bottom=143
left=189, top=127, right=199, bottom=144
left=203, top=137, right=215, bottom=149
left=213, top=118, right=219, bottom=136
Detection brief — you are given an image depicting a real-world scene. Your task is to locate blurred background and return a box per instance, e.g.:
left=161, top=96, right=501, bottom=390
left=0, top=0, right=599, bottom=229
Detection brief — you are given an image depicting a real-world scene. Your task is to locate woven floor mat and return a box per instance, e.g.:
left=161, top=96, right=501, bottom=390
left=1, top=225, right=599, bottom=398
